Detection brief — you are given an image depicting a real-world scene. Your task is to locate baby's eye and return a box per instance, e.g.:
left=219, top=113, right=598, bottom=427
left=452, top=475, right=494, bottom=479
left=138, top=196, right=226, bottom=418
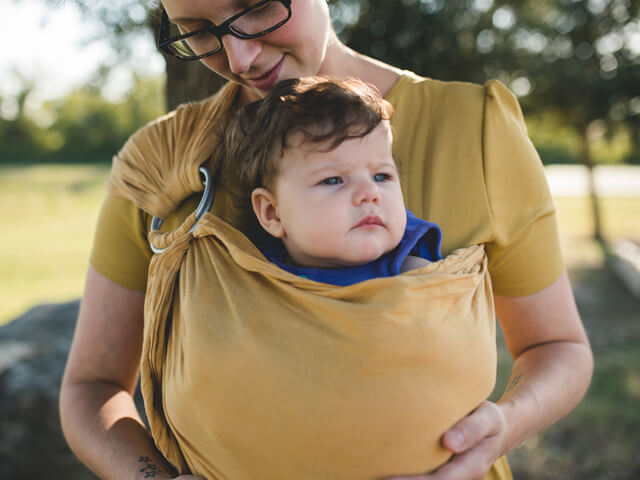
left=320, top=176, right=342, bottom=185
left=373, top=173, right=391, bottom=182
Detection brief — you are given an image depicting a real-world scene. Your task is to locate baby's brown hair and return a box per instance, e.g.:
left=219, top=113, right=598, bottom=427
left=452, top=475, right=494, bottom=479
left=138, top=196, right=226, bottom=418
left=223, top=76, right=394, bottom=209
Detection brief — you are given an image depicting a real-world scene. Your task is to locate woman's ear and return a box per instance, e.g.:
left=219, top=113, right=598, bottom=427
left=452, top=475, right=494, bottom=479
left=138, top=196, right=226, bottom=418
left=251, top=188, right=285, bottom=238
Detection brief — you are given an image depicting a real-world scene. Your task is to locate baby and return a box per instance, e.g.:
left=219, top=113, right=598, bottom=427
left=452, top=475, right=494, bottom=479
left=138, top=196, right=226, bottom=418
left=224, top=76, right=442, bottom=286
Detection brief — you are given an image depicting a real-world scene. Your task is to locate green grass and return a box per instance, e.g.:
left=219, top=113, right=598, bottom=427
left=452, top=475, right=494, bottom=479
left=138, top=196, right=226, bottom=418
left=554, top=196, right=640, bottom=241
left=0, top=164, right=110, bottom=325
left=1, top=164, right=639, bottom=327
left=554, top=196, right=640, bottom=270
left=1, top=163, right=639, bottom=476
left=506, top=260, right=640, bottom=479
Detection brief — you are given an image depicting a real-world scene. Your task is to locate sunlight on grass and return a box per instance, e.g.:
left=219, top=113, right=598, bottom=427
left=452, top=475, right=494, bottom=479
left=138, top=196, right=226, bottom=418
left=554, top=196, right=640, bottom=241
left=0, top=164, right=109, bottom=325
left=1, top=164, right=639, bottom=326
left=554, top=196, right=640, bottom=269
left=2, top=163, right=637, bottom=478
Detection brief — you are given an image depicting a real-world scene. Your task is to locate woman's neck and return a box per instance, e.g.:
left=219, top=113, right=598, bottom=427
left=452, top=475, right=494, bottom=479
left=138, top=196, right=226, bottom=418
left=236, top=34, right=403, bottom=105
left=319, top=34, right=402, bottom=97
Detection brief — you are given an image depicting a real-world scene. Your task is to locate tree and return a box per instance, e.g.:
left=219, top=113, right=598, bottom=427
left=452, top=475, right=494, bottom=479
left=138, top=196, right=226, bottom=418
left=333, top=0, right=519, bottom=84
left=48, top=0, right=640, bottom=240
left=145, top=6, right=226, bottom=110
left=334, top=0, right=640, bottom=240
left=50, top=0, right=225, bottom=110
left=513, top=0, right=640, bottom=241
left=0, top=75, right=165, bottom=162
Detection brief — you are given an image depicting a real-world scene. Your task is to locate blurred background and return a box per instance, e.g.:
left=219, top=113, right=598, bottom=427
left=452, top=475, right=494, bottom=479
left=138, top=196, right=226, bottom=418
left=0, top=0, right=639, bottom=478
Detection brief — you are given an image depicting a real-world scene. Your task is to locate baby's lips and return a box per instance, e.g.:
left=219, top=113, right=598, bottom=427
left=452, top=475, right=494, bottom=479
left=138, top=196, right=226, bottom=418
left=354, top=215, right=384, bottom=228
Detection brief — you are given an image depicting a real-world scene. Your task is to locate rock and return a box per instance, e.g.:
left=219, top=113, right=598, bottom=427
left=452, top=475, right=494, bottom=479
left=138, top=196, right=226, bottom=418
left=610, top=239, right=640, bottom=299
left=0, top=301, right=144, bottom=479
left=0, top=301, right=94, bottom=479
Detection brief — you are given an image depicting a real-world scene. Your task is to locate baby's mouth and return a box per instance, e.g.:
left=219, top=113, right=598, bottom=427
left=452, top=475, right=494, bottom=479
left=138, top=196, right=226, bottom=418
left=354, top=215, right=384, bottom=228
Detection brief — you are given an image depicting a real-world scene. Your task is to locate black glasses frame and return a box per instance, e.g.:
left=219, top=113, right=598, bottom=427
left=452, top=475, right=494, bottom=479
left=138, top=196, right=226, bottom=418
left=158, top=0, right=292, bottom=61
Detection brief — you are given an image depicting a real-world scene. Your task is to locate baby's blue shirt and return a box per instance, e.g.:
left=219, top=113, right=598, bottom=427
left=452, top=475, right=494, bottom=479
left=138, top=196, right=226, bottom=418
left=258, top=210, right=442, bottom=286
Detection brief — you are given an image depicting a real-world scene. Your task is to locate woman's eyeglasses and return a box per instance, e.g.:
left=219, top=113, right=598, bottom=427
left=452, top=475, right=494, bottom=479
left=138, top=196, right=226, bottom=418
left=158, top=0, right=292, bottom=61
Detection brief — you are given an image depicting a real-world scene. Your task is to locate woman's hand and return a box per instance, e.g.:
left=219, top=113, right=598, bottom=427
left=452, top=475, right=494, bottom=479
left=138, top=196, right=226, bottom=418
left=385, top=401, right=508, bottom=480
left=387, top=271, right=593, bottom=480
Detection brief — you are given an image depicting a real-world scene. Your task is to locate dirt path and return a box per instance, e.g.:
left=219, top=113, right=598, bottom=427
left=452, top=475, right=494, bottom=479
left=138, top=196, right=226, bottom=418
left=507, top=260, right=640, bottom=479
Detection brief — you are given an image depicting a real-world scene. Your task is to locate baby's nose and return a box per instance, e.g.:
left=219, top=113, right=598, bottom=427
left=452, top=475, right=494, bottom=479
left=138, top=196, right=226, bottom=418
left=353, top=180, right=381, bottom=205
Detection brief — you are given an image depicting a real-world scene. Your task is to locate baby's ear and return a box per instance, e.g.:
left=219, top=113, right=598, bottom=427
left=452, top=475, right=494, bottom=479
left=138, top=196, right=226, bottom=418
left=251, top=188, right=285, bottom=238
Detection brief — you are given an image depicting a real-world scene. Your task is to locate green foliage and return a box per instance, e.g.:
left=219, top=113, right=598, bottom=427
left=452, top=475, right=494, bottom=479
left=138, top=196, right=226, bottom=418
left=0, top=75, right=165, bottom=164
left=527, top=112, right=639, bottom=164
left=514, top=0, right=640, bottom=146
left=333, top=0, right=640, bottom=164
left=19, top=0, right=640, bottom=165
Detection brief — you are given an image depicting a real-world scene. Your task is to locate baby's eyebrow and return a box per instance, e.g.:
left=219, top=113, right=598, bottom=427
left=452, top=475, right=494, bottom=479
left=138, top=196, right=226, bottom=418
left=306, top=163, right=340, bottom=178
left=370, top=160, right=399, bottom=171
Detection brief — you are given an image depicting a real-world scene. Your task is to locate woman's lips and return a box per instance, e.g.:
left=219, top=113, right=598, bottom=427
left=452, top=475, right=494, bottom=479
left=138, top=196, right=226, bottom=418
left=354, top=216, right=384, bottom=229
left=247, top=55, right=286, bottom=90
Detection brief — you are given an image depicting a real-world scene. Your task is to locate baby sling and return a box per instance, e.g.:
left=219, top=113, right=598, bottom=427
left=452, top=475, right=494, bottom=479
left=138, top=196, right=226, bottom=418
left=108, top=82, right=498, bottom=480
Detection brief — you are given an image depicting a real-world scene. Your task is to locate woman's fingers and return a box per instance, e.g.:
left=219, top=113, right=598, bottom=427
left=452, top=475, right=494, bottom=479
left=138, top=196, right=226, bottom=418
left=384, top=401, right=509, bottom=480
left=442, top=401, right=505, bottom=453
left=421, top=434, right=504, bottom=480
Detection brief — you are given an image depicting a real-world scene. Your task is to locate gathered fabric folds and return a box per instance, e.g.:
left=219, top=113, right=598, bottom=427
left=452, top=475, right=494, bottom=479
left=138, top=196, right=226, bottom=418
left=108, top=83, right=498, bottom=480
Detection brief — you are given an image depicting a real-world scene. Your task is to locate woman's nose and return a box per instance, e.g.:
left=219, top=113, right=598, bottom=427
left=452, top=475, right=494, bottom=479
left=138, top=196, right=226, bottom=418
left=353, top=179, right=381, bottom=205
left=221, top=35, right=262, bottom=75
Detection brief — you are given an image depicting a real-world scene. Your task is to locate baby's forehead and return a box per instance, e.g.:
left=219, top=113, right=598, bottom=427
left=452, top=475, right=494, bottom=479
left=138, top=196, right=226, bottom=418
left=281, top=119, right=393, bottom=155
left=276, top=122, right=396, bottom=172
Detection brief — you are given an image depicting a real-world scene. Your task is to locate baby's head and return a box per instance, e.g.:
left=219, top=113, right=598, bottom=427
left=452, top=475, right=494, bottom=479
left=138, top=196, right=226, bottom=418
left=225, top=76, right=407, bottom=268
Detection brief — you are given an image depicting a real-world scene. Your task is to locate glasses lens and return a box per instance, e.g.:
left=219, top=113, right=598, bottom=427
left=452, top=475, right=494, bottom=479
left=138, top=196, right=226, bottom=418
left=165, top=21, right=221, bottom=59
left=230, top=1, right=290, bottom=36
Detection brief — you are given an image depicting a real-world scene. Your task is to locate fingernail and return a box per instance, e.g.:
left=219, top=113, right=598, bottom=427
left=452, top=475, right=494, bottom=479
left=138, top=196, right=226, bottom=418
left=447, top=430, right=464, bottom=448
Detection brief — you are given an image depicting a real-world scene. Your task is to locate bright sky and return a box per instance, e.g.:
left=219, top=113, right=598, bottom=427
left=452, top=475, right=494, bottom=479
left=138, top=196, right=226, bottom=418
left=2, top=0, right=638, bottom=107
left=0, top=0, right=164, bottom=108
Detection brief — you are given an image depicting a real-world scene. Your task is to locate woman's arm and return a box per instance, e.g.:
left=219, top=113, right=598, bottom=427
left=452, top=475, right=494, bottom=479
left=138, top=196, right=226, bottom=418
left=388, top=270, right=593, bottom=480
left=60, top=267, right=198, bottom=480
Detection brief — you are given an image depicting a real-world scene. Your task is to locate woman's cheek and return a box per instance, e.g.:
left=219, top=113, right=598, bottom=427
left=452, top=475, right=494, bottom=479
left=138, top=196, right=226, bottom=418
left=199, top=53, right=232, bottom=78
left=276, top=0, right=331, bottom=67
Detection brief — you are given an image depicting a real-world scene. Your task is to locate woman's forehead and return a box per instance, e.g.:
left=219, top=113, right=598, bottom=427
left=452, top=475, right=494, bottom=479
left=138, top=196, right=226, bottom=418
left=163, top=0, right=264, bottom=18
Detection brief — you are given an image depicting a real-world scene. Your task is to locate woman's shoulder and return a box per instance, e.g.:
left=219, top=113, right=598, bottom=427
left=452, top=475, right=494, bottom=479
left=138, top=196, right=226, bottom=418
left=387, top=71, right=482, bottom=105
left=387, top=71, right=518, bottom=121
left=387, top=72, right=526, bottom=164
left=387, top=72, right=488, bottom=155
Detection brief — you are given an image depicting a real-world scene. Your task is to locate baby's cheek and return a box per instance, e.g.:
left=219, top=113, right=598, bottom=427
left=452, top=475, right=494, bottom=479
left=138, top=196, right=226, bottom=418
left=393, top=210, right=408, bottom=240
left=309, top=227, right=341, bottom=254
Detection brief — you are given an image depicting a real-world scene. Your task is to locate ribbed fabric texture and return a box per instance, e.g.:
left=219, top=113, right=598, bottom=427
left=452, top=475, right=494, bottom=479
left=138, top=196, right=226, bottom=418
left=106, top=78, right=504, bottom=478
left=95, top=73, right=562, bottom=298
left=90, top=71, right=570, bottom=479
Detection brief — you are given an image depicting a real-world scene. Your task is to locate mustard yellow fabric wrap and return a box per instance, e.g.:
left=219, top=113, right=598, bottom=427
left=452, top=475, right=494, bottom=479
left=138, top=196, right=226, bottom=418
left=108, top=82, right=505, bottom=479
left=152, top=219, right=497, bottom=479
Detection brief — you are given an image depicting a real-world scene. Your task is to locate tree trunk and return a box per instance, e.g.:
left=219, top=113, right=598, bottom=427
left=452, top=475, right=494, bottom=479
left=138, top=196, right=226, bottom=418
left=579, top=130, right=604, bottom=243
left=149, top=6, right=227, bottom=111
left=163, top=55, right=227, bottom=111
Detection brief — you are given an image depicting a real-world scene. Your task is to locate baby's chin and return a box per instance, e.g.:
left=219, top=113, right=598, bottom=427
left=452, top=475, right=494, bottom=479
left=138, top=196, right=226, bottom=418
left=350, top=242, right=396, bottom=263
left=292, top=252, right=385, bottom=269
left=289, top=241, right=397, bottom=269
left=327, top=247, right=395, bottom=268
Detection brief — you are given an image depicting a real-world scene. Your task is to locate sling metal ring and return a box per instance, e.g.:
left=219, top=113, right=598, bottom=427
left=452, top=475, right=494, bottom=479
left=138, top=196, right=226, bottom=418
left=149, top=166, right=215, bottom=254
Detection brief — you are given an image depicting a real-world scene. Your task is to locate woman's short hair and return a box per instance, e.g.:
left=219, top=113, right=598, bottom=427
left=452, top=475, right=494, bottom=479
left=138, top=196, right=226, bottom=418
left=223, top=76, right=394, bottom=208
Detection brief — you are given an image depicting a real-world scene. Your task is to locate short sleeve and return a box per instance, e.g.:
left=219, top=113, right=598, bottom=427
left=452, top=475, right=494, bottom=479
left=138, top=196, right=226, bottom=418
left=482, top=80, right=564, bottom=296
left=89, top=193, right=152, bottom=292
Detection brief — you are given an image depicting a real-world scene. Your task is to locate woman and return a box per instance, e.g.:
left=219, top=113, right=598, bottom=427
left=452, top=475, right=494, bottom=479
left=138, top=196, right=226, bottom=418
left=59, top=1, right=593, bottom=479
